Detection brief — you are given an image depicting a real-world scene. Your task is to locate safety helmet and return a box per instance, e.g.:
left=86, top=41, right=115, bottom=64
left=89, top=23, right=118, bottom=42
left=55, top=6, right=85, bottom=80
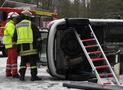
left=21, top=10, right=32, bottom=17
left=7, top=12, right=19, bottom=19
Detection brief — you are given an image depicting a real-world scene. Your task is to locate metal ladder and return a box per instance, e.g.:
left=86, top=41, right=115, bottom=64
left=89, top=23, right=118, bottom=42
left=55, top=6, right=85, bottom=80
left=74, top=24, right=120, bottom=85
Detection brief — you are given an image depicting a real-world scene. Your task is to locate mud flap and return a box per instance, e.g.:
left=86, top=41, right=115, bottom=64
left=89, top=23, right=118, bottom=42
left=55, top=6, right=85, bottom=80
left=114, top=63, right=120, bottom=80
left=63, top=81, right=123, bottom=90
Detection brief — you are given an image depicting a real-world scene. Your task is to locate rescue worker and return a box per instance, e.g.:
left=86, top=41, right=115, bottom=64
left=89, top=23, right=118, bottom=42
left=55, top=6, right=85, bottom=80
left=3, top=12, right=19, bottom=78
left=14, top=10, right=42, bottom=81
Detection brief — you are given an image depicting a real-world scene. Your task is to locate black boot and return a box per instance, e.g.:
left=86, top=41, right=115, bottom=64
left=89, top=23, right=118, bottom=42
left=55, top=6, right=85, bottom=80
left=31, top=76, right=42, bottom=81
left=19, top=68, right=26, bottom=81
left=19, top=76, right=25, bottom=81
left=31, top=67, right=37, bottom=76
left=31, top=68, right=42, bottom=81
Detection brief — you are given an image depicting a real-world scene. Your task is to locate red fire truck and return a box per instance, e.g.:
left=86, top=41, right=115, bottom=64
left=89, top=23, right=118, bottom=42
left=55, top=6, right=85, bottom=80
left=0, top=7, right=57, bottom=56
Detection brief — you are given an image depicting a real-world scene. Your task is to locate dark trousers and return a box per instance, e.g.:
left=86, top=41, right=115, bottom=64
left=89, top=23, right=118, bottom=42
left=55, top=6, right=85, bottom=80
left=19, top=54, right=37, bottom=78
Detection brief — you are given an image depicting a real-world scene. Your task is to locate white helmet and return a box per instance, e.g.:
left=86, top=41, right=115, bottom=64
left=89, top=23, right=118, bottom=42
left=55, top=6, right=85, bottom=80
left=7, top=12, right=19, bottom=19
left=21, top=10, right=32, bottom=17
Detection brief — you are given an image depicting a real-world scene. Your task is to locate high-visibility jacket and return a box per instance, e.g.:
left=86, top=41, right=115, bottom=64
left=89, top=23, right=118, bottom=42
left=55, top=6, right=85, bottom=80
left=3, top=20, right=15, bottom=49
left=16, top=19, right=37, bottom=56
left=16, top=19, right=33, bottom=44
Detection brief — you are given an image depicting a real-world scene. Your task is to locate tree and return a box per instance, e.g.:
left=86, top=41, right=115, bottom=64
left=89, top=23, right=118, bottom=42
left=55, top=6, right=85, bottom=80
left=0, top=0, right=5, bottom=6
left=38, top=0, right=53, bottom=10
left=56, top=0, right=72, bottom=18
left=88, top=0, right=123, bottom=18
left=72, top=0, right=81, bottom=17
left=5, top=0, right=123, bottom=18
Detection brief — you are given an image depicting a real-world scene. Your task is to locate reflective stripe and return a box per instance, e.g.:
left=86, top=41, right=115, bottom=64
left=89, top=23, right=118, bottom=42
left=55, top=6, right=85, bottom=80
left=4, top=42, right=16, bottom=46
left=6, top=64, right=11, bottom=69
left=12, top=67, right=17, bottom=70
left=20, top=66, right=26, bottom=69
left=5, top=44, right=12, bottom=46
left=30, top=66, right=37, bottom=69
left=6, top=64, right=11, bottom=67
left=11, top=64, right=17, bottom=67
left=6, top=67, right=11, bottom=69
left=30, top=43, right=33, bottom=50
left=16, top=22, right=29, bottom=28
left=6, top=64, right=12, bottom=69
left=17, top=38, right=32, bottom=43
left=19, top=43, right=38, bottom=56
left=4, top=34, right=10, bottom=36
left=20, top=49, right=38, bottom=56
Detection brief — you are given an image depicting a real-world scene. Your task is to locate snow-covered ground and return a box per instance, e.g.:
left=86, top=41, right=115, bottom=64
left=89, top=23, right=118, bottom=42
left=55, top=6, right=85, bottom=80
left=0, top=53, right=78, bottom=90
left=0, top=52, right=123, bottom=90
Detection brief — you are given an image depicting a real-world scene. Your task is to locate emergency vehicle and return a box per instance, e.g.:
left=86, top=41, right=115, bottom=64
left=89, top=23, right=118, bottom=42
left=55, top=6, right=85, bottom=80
left=0, top=7, right=57, bottom=56
left=47, top=18, right=123, bottom=88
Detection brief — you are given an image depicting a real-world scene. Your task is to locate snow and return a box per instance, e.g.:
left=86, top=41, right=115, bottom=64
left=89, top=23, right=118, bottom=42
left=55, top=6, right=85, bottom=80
left=0, top=54, right=78, bottom=90
left=0, top=53, right=123, bottom=90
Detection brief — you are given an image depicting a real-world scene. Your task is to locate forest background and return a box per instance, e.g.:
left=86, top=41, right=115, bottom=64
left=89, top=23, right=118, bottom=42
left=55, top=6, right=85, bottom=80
left=0, top=0, right=123, bottom=19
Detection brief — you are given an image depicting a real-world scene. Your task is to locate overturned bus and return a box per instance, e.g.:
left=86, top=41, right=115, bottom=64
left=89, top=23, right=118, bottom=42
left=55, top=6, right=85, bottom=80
left=47, top=18, right=123, bottom=82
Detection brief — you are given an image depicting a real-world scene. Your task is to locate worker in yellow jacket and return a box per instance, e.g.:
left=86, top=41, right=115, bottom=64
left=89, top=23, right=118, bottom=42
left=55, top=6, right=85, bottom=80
left=14, top=10, right=42, bottom=81
left=3, top=12, right=19, bottom=78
